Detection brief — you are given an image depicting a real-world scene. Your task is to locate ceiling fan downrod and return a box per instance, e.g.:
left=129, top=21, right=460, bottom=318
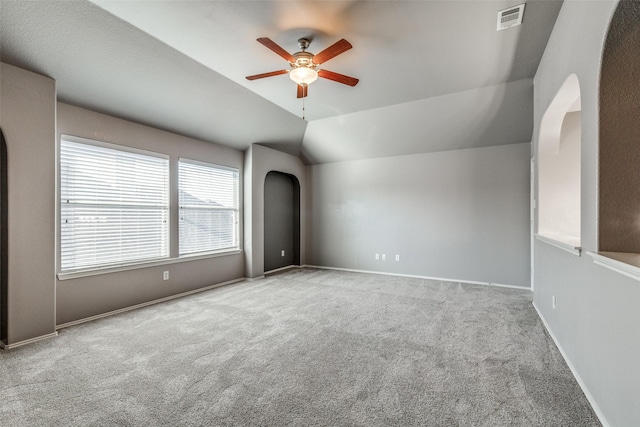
left=298, top=38, right=311, bottom=52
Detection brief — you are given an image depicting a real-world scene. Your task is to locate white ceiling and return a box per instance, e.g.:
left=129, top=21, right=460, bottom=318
left=0, top=0, right=563, bottom=163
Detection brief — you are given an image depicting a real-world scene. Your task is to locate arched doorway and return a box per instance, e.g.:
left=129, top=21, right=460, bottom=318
left=264, top=171, right=301, bottom=272
left=537, top=73, right=582, bottom=250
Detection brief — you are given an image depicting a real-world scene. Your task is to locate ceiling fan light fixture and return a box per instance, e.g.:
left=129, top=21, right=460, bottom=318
left=289, top=66, right=318, bottom=86
left=247, top=37, right=358, bottom=98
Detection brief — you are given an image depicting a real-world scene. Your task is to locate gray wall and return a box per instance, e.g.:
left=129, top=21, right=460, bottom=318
left=244, top=144, right=307, bottom=279
left=532, top=1, right=640, bottom=425
left=307, top=143, right=531, bottom=287
left=0, top=63, right=57, bottom=345
left=264, top=172, right=299, bottom=272
left=56, top=103, right=245, bottom=325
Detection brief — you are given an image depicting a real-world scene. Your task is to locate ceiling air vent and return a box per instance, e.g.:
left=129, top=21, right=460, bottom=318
left=497, top=3, right=525, bottom=31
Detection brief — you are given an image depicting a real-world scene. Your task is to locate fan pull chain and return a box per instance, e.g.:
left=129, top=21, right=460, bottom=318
left=302, top=94, right=305, bottom=120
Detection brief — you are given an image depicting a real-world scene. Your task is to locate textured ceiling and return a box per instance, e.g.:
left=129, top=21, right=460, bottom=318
left=90, top=0, right=562, bottom=121
left=0, top=0, right=563, bottom=163
left=0, top=0, right=306, bottom=154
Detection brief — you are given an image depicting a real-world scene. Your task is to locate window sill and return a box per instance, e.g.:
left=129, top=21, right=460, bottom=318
left=588, top=251, right=640, bottom=282
left=535, top=233, right=582, bottom=256
left=57, top=249, right=242, bottom=280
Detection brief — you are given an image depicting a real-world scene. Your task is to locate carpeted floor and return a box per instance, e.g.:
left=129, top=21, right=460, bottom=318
left=0, top=268, right=599, bottom=426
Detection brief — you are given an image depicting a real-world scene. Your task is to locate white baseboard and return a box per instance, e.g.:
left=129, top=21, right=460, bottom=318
left=0, top=331, right=59, bottom=350
left=532, top=302, right=610, bottom=427
left=302, top=264, right=530, bottom=291
left=264, top=265, right=299, bottom=275
left=56, top=277, right=246, bottom=330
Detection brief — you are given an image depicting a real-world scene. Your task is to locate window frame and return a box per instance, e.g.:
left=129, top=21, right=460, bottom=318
left=58, top=134, right=171, bottom=274
left=178, top=158, right=241, bottom=257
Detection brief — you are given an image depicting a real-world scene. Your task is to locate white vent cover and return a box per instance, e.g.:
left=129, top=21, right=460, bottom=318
left=497, top=3, right=525, bottom=31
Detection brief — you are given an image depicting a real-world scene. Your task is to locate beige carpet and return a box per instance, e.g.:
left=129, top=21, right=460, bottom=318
left=0, top=268, right=599, bottom=426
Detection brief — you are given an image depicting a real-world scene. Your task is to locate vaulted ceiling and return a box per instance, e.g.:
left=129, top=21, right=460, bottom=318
left=0, top=0, right=562, bottom=164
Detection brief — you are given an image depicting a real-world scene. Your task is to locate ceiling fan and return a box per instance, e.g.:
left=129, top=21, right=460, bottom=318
left=246, top=37, right=359, bottom=98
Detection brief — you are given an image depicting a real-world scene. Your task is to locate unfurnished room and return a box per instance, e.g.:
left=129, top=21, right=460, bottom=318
left=0, top=1, right=639, bottom=426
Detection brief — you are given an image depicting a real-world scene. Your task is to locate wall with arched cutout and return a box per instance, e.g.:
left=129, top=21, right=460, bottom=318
left=244, top=144, right=306, bottom=278
left=537, top=73, right=581, bottom=248
left=531, top=2, right=640, bottom=426
left=598, top=1, right=640, bottom=253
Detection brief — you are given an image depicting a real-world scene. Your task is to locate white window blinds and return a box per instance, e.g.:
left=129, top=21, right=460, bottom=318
left=60, top=137, right=169, bottom=272
left=179, top=160, right=239, bottom=256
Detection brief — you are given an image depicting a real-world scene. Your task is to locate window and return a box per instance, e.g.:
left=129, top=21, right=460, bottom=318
left=60, top=136, right=169, bottom=272
left=178, top=160, right=239, bottom=256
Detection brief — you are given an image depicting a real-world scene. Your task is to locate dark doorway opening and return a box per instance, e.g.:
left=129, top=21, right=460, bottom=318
left=264, top=171, right=300, bottom=272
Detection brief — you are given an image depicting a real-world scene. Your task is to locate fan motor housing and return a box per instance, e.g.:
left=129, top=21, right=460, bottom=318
left=292, top=51, right=315, bottom=68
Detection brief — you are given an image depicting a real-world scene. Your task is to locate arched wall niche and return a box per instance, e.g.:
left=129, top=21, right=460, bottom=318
left=598, top=0, right=640, bottom=255
left=537, top=73, right=582, bottom=250
left=244, top=144, right=306, bottom=279
left=263, top=171, right=301, bottom=273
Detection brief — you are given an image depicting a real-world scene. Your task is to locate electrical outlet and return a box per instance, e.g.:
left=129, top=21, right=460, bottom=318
left=281, top=250, right=285, bottom=257
left=382, top=254, right=386, bottom=261
left=395, top=254, right=400, bottom=262
left=375, top=253, right=380, bottom=260
left=163, top=271, right=169, bottom=281
left=552, top=295, right=556, bottom=310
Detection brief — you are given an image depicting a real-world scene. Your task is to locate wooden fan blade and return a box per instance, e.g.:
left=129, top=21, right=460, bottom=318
left=312, top=39, right=352, bottom=64
left=246, top=70, right=289, bottom=80
left=297, top=84, right=308, bottom=98
left=318, top=69, right=359, bottom=87
left=257, top=37, right=295, bottom=62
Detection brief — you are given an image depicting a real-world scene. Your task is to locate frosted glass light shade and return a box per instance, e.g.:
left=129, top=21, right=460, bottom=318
left=289, top=67, right=318, bottom=85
